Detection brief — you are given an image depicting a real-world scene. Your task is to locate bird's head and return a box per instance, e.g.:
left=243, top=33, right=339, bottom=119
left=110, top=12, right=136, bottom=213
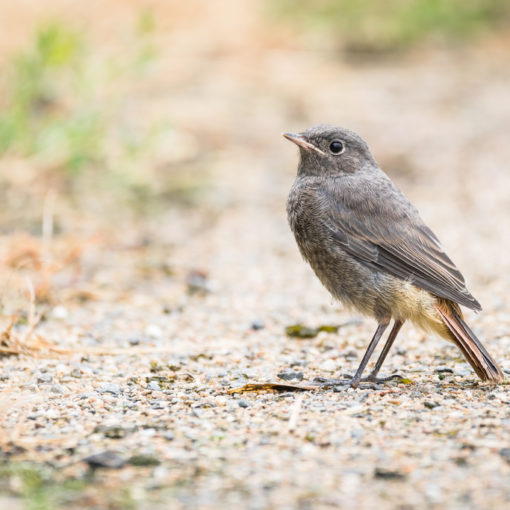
left=283, top=124, right=376, bottom=177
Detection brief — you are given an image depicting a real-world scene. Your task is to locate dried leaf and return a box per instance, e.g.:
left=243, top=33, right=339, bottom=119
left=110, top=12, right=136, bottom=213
left=228, top=382, right=317, bottom=393
left=285, top=322, right=354, bottom=338
left=317, top=325, right=340, bottom=334
left=285, top=325, right=319, bottom=338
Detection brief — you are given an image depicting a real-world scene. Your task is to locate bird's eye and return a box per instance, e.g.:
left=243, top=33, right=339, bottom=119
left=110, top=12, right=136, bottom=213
left=329, top=140, right=345, bottom=155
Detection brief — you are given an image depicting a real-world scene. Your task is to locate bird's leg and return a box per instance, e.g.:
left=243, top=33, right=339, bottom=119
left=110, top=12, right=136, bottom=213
left=333, top=320, right=405, bottom=384
left=349, top=319, right=391, bottom=388
left=359, top=320, right=404, bottom=383
left=314, top=319, right=390, bottom=389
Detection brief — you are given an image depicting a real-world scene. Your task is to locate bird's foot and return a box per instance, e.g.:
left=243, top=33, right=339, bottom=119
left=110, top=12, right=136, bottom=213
left=359, top=373, right=405, bottom=384
left=312, top=376, right=351, bottom=387
left=312, top=373, right=404, bottom=390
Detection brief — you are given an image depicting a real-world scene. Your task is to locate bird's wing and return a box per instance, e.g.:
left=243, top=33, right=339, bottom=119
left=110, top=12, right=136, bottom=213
left=322, top=185, right=481, bottom=311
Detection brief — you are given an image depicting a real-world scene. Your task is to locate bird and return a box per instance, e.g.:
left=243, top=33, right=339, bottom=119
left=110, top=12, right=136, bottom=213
left=283, top=124, right=504, bottom=388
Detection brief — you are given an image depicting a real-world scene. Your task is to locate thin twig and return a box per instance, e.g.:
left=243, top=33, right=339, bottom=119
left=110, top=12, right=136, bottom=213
left=287, top=393, right=304, bottom=433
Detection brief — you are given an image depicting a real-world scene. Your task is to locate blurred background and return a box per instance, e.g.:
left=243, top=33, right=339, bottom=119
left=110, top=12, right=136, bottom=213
left=2, top=1, right=510, bottom=508
left=1, top=0, right=510, bottom=313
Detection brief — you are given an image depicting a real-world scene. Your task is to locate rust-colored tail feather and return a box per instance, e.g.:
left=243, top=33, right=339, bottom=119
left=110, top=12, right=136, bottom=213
left=435, top=305, right=504, bottom=383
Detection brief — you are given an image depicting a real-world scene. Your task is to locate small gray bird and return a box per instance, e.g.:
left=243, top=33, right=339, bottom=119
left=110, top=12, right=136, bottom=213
left=284, top=125, right=504, bottom=388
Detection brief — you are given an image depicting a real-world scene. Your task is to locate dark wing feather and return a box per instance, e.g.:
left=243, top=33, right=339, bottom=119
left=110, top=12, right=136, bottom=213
left=322, top=184, right=481, bottom=311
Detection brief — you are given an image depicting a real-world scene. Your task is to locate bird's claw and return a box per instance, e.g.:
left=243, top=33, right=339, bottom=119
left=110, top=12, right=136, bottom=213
left=338, top=373, right=404, bottom=384
left=312, top=373, right=404, bottom=389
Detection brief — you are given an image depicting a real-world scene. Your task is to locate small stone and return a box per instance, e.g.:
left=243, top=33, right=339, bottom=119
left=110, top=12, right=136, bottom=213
left=96, top=426, right=130, bottom=439
left=98, top=383, right=121, bottom=395
left=45, top=409, right=59, bottom=419
left=374, top=468, right=405, bottom=480
left=424, top=401, right=440, bottom=409
left=351, top=429, right=365, bottom=439
left=70, top=369, right=82, bottom=378
left=499, top=448, right=510, bottom=463
left=320, top=359, right=337, bottom=372
left=147, top=381, right=161, bottom=391
left=163, top=432, right=175, bottom=441
left=277, top=371, right=304, bottom=381
left=37, top=374, right=53, bottom=384
left=50, top=385, right=66, bottom=394
left=78, top=392, right=95, bottom=399
left=238, top=399, right=250, bottom=408
left=250, top=318, right=265, bottom=330
left=145, top=324, right=162, bottom=338
left=84, top=451, right=126, bottom=469
left=425, top=482, right=442, bottom=503
left=186, top=270, right=211, bottom=294
left=52, top=305, right=68, bottom=319
left=454, top=364, right=471, bottom=376
left=435, top=367, right=454, bottom=374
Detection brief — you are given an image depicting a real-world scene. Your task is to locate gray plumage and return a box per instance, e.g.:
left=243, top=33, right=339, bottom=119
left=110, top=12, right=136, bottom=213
left=284, top=125, right=503, bottom=385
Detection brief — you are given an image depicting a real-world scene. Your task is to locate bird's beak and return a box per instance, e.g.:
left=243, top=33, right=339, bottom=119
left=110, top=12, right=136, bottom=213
left=282, top=132, right=325, bottom=155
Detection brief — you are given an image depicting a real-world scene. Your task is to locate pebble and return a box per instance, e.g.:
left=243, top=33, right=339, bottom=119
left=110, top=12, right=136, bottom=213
left=374, top=468, right=406, bottom=480
left=98, top=383, right=121, bottom=395
left=145, top=324, right=163, bottom=338
left=250, top=318, right=265, bottom=330
left=186, top=270, right=211, bottom=294
left=351, top=429, right=365, bottom=439
left=147, top=381, right=162, bottom=391
left=37, top=374, right=53, bottom=384
left=45, top=409, right=60, bottom=419
left=52, top=306, right=69, bottom=319
left=50, top=384, right=66, bottom=394
left=238, top=399, right=250, bottom=408
left=78, top=392, right=96, bottom=399
left=320, top=359, right=338, bottom=372
left=454, top=364, right=471, bottom=376
left=435, top=367, right=454, bottom=374
left=84, top=451, right=126, bottom=469
left=277, top=370, right=304, bottom=381
left=499, top=448, right=510, bottom=464
left=97, top=425, right=131, bottom=439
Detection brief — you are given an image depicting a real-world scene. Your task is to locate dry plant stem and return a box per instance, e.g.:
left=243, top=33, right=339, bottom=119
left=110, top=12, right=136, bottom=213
left=287, top=394, right=304, bottom=433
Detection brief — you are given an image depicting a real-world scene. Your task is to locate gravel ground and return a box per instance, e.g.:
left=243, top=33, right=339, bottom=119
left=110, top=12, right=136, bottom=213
left=1, top=3, right=510, bottom=509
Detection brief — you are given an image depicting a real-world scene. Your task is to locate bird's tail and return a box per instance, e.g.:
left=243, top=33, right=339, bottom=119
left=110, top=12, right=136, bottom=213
left=435, top=303, right=504, bottom=383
